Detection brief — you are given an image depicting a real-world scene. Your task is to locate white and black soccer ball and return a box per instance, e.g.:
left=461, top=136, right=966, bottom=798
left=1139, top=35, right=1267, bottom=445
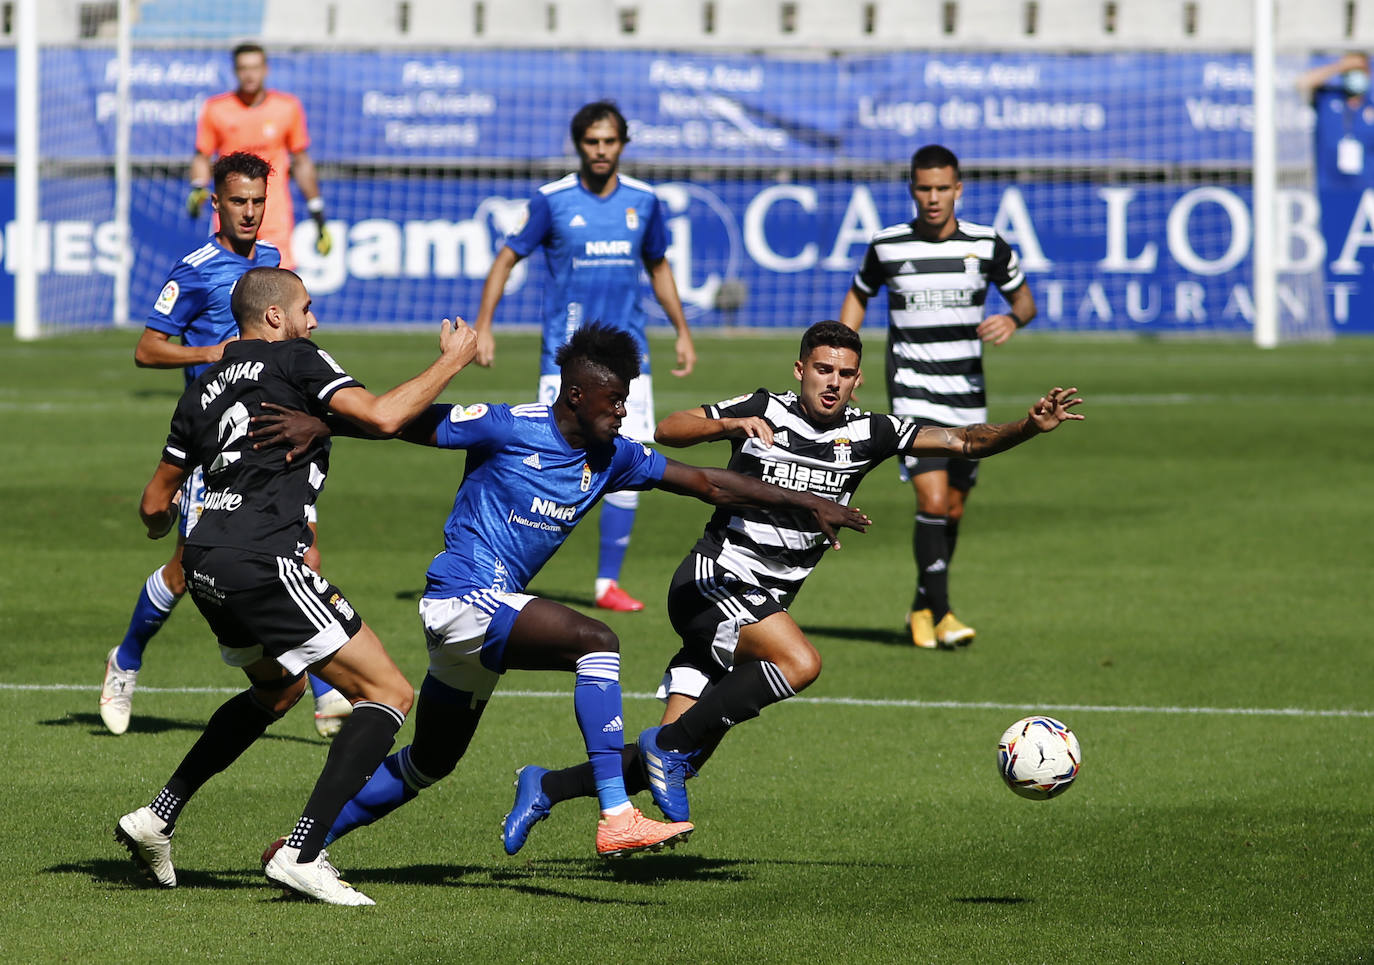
left=997, top=716, right=1081, bottom=800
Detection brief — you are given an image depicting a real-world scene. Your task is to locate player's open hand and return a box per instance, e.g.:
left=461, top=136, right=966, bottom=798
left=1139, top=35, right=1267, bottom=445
left=810, top=500, right=872, bottom=551
left=249, top=402, right=330, bottom=463
left=441, top=317, right=479, bottom=369
left=1028, top=387, right=1085, bottom=432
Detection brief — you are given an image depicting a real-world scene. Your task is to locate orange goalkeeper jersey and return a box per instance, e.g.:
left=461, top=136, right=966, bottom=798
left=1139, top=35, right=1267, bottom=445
left=196, top=90, right=310, bottom=267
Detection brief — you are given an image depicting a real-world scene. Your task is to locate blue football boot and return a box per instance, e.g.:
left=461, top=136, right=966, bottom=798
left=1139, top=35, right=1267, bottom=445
left=502, top=765, right=552, bottom=855
left=638, top=726, right=697, bottom=822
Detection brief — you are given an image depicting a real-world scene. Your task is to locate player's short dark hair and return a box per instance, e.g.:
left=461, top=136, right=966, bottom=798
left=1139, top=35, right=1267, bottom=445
left=232, top=42, right=266, bottom=63
left=213, top=151, right=272, bottom=191
left=556, top=322, right=641, bottom=387
left=800, top=321, right=863, bottom=363
left=910, top=144, right=960, bottom=181
left=231, top=266, right=302, bottom=333
left=571, top=101, right=629, bottom=145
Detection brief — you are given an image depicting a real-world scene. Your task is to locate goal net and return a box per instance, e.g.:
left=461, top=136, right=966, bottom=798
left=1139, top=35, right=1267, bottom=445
left=10, top=7, right=1339, bottom=342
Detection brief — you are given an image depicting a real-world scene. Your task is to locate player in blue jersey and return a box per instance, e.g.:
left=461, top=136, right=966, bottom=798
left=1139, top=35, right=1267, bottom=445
left=101, top=151, right=350, bottom=739
left=473, top=101, right=696, bottom=614
left=270, top=323, right=868, bottom=859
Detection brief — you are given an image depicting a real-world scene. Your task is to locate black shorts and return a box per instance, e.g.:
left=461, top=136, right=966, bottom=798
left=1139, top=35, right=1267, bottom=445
left=181, top=545, right=364, bottom=674
left=660, top=552, right=788, bottom=699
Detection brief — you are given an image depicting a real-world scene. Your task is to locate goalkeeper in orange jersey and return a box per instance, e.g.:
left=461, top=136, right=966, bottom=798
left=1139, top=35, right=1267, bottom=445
left=188, top=43, right=330, bottom=269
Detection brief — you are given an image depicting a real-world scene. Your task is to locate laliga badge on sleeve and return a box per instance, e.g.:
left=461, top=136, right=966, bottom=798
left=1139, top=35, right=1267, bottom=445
left=1337, top=135, right=1365, bottom=175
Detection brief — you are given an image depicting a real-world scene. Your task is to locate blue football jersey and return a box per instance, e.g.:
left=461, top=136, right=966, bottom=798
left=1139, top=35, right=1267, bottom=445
left=505, top=173, right=670, bottom=375
left=1313, top=87, right=1374, bottom=189
left=145, top=237, right=282, bottom=384
left=422, top=402, right=667, bottom=598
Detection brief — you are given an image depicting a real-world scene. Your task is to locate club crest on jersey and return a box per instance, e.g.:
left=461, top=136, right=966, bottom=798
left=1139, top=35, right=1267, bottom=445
left=832, top=438, right=853, bottom=466
left=580, top=462, right=592, bottom=492
left=154, top=280, right=179, bottom=315
left=964, top=254, right=982, bottom=275
left=625, top=207, right=638, bottom=230
left=448, top=403, right=489, bottom=422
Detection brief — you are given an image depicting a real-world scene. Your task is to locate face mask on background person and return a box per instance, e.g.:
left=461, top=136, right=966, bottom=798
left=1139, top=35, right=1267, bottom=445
left=1343, top=68, right=1370, bottom=98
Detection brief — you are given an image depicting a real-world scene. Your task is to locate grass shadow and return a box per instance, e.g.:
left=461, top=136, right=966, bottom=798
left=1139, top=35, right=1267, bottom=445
left=805, top=623, right=917, bottom=648
left=43, top=712, right=327, bottom=745
left=50, top=858, right=266, bottom=892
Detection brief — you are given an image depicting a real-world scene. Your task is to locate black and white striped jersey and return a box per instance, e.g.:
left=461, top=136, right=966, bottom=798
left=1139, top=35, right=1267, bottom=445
left=687, top=388, right=919, bottom=604
left=851, top=218, right=1025, bottom=426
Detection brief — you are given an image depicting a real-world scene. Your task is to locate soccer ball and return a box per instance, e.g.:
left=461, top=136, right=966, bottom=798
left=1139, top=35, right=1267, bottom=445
left=997, top=716, right=1081, bottom=800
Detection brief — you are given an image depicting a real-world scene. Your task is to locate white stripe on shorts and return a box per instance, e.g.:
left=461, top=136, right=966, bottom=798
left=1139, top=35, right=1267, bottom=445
left=276, top=557, right=333, bottom=631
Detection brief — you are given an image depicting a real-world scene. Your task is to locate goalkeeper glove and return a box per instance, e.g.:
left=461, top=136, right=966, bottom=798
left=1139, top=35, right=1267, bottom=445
left=186, top=183, right=209, bottom=218
left=308, top=197, right=332, bottom=256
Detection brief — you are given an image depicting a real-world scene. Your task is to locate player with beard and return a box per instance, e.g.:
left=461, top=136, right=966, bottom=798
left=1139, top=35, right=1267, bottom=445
left=115, top=267, right=478, bottom=904
left=473, top=101, right=695, bottom=614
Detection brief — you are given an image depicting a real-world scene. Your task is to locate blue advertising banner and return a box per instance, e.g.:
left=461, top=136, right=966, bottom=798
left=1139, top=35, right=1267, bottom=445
left=0, top=173, right=1362, bottom=333
left=15, top=47, right=1312, bottom=166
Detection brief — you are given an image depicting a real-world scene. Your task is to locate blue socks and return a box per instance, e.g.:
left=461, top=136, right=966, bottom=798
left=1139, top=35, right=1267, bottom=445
left=597, top=501, right=636, bottom=581
left=115, top=566, right=180, bottom=672
left=573, top=651, right=630, bottom=812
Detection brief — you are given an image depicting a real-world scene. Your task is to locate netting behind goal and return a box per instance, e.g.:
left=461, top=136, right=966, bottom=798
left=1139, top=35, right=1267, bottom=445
left=15, top=27, right=1340, bottom=340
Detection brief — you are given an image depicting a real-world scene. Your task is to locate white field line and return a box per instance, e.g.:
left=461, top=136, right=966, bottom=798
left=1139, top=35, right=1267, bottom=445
left=5, top=682, right=1372, bottom=719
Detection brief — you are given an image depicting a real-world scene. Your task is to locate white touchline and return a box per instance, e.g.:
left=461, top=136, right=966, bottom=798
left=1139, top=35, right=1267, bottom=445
left=9, top=682, right=1374, bottom=719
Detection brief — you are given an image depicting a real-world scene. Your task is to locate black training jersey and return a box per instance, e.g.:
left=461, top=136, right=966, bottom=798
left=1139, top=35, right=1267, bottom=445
left=851, top=219, right=1024, bottom=426
left=689, top=389, right=919, bottom=604
left=161, top=338, right=362, bottom=559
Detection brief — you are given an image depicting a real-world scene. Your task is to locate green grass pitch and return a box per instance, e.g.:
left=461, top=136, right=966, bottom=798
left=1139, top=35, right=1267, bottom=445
left=1, top=328, right=1372, bottom=963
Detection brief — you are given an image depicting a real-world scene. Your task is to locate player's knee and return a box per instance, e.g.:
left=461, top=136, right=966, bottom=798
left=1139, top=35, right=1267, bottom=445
left=947, top=504, right=965, bottom=524
left=378, top=679, right=415, bottom=717
left=571, top=618, right=620, bottom=657
left=917, top=495, right=950, bottom=516
left=250, top=673, right=308, bottom=718
left=781, top=647, right=822, bottom=692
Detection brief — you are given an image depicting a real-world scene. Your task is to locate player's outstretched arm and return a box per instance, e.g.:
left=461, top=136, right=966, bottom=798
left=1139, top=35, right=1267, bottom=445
left=909, top=386, right=1084, bottom=460
left=473, top=247, right=521, bottom=367
left=655, top=406, right=774, bottom=448
left=655, top=459, right=870, bottom=550
left=327, top=318, right=477, bottom=436
left=140, top=460, right=188, bottom=539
